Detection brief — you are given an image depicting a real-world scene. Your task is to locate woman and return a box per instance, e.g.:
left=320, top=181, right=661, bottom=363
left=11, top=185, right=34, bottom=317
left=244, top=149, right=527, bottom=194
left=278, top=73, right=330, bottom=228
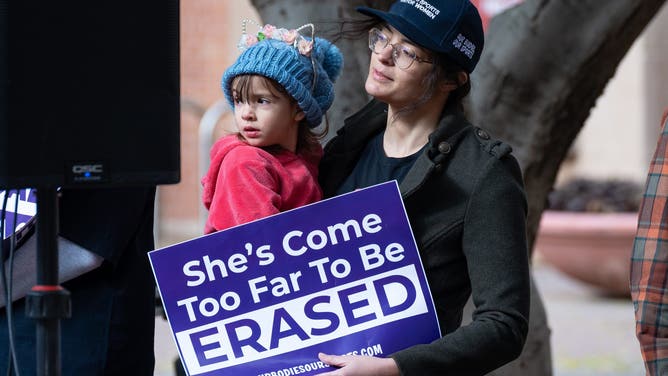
left=317, top=1, right=531, bottom=375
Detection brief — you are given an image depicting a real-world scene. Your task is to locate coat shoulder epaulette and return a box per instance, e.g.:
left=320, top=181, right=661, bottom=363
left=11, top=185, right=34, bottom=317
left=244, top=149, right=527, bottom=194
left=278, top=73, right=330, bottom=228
left=472, top=126, right=513, bottom=159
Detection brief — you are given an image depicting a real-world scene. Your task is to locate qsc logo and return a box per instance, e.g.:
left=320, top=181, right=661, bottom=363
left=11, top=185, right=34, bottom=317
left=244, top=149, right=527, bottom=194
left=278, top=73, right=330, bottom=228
left=72, top=164, right=104, bottom=174
left=67, top=161, right=108, bottom=184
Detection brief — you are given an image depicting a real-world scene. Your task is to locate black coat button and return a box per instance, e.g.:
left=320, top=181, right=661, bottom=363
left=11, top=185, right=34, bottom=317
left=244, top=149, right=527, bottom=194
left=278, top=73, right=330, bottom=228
left=476, top=128, right=490, bottom=140
left=438, top=141, right=451, bottom=154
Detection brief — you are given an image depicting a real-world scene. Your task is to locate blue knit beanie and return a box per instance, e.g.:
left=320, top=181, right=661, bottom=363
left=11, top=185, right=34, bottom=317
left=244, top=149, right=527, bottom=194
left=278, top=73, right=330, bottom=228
left=222, top=25, right=343, bottom=128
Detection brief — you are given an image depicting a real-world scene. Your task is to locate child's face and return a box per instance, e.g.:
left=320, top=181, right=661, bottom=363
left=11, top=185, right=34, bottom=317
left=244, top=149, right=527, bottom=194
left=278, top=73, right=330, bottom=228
left=232, top=76, right=305, bottom=152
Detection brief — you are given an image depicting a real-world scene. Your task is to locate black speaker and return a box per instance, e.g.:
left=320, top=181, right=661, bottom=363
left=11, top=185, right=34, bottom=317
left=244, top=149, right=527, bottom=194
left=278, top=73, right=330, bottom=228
left=0, top=1, right=180, bottom=189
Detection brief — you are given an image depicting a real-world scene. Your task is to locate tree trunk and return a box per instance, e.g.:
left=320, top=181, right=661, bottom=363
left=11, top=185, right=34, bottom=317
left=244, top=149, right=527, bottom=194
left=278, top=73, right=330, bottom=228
left=469, top=1, right=666, bottom=374
left=471, top=0, right=667, bottom=252
left=250, top=0, right=667, bottom=374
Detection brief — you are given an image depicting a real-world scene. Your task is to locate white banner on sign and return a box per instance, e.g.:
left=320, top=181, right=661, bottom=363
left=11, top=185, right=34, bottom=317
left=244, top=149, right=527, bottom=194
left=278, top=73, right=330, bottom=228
left=177, top=265, right=427, bottom=375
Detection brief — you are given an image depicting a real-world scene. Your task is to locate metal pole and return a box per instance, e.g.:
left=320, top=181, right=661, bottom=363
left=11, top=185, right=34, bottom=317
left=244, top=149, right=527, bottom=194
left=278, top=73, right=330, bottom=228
left=26, top=186, right=70, bottom=376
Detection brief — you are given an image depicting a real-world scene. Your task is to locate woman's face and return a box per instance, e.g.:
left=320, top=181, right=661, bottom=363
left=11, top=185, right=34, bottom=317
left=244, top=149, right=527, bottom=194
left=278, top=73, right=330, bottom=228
left=364, top=25, right=434, bottom=109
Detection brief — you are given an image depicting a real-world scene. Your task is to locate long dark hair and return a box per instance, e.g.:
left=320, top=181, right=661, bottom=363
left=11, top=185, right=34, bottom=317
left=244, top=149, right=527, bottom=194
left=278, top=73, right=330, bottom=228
left=231, top=74, right=326, bottom=155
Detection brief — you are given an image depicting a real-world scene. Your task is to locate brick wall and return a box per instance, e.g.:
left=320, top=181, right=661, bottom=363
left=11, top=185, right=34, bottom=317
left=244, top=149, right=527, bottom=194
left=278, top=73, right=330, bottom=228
left=157, top=1, right=258, bottom=246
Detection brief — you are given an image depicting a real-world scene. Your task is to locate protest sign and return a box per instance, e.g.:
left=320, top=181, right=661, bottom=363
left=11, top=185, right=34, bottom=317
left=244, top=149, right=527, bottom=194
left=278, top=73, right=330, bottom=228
left=1, top=189, right=37, bottom=254
left=150, top=181, right=440, bottom=376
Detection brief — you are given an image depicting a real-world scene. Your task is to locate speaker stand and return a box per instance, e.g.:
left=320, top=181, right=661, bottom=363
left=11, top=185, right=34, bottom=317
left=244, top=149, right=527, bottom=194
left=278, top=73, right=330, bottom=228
left=25, top=186, right=71, bottom=376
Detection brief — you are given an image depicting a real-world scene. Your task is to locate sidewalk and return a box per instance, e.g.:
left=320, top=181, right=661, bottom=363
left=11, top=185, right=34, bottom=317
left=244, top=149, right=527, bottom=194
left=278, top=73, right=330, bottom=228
left=533, top=260, right=644, bottom=376
left=153, top=260, right=646, bottom=376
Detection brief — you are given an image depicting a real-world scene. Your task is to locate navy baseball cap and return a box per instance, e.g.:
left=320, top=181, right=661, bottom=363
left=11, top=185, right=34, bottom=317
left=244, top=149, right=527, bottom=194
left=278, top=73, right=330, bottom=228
left=357, top=0, right=484, bottom=73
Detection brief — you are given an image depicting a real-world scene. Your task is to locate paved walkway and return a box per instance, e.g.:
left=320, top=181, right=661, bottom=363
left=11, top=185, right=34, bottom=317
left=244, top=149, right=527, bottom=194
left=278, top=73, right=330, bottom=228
left=153, top=260, right=645, bottom=376
left=533, top=260, right=644, bottom=376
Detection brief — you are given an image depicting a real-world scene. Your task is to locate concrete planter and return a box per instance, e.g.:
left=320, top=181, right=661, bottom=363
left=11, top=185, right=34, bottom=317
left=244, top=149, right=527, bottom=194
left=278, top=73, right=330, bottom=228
left=534, top=210, right=638, bottom=297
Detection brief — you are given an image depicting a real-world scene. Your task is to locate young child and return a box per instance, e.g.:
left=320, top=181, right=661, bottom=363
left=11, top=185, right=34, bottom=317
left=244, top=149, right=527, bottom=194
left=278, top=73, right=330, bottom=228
left=201, top=22, right=343, bottom=234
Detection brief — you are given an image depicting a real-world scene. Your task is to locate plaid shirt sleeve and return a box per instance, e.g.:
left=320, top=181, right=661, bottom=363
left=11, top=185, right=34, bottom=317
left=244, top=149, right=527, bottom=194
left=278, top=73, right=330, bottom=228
left=632, top=111, right=668, bottom=376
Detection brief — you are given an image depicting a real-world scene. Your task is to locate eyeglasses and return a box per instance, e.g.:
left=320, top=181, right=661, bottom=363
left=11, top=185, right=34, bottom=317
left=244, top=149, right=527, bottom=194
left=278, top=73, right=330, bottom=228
left=368, top=28, right=433, bottom=70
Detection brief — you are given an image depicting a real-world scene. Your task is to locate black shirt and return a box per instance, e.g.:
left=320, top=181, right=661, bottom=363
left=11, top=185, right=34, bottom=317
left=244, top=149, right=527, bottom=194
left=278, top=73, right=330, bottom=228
left=337, top=131, right=424, bottom=195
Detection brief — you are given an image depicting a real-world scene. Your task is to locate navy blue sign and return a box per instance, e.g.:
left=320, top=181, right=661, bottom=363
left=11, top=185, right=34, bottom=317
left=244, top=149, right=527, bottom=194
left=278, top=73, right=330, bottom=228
left=1, top=189, right=37, bottom=242
left=150, top=181, right=440, bottom=376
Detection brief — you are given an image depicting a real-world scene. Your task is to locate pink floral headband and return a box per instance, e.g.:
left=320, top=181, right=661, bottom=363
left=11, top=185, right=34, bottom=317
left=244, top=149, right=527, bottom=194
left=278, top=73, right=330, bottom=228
left=238, top=19, right=315, bottom=57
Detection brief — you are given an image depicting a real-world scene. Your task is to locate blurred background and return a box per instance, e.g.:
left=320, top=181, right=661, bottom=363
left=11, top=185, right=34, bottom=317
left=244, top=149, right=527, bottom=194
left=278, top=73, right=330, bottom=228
left=157, top=0, right=668, bottom=245
left=153, top=1, right=668, bottom=375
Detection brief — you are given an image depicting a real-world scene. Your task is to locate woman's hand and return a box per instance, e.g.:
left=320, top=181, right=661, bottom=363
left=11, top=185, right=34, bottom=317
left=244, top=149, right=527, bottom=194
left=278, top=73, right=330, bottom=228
left=315, top=352, right=400, bottom=376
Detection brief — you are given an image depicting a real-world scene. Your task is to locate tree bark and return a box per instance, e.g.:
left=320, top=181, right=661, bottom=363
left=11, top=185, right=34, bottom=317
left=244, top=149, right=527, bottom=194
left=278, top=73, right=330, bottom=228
left=250, top=0, right=667, bottom=374
left=469, top=1, right=666, bottom=374
left=471, top=0, right=667, bottom=252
